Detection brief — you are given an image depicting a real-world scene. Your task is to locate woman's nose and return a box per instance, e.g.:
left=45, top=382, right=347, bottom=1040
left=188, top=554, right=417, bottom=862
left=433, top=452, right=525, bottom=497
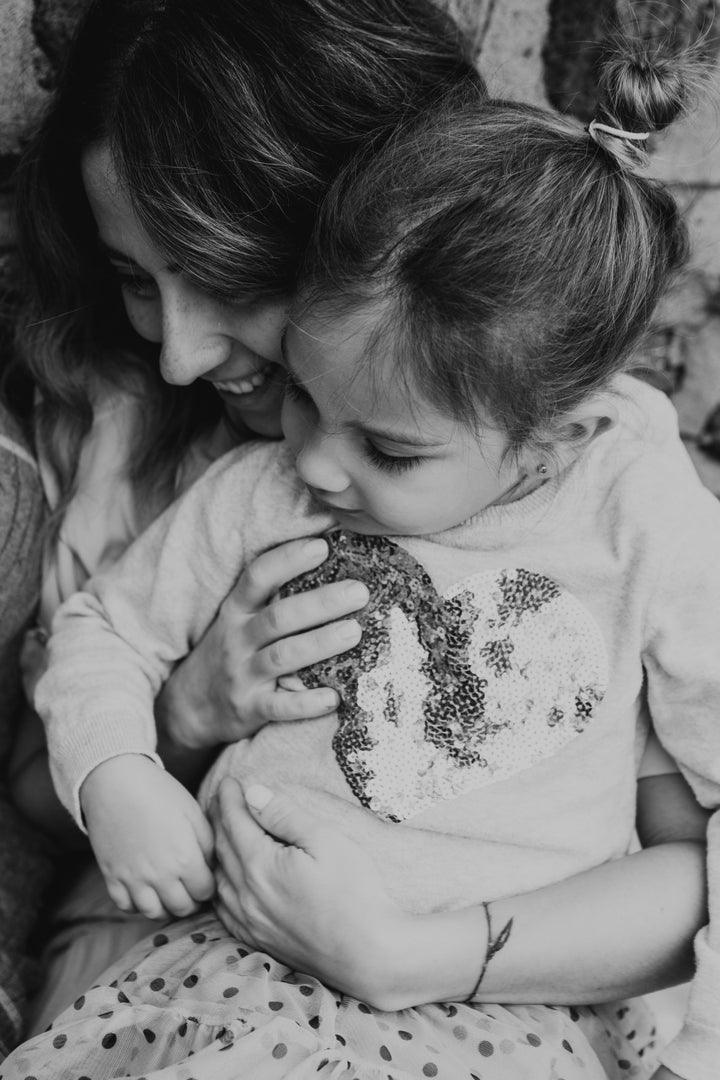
left=158, top=291, right=229, bottom=386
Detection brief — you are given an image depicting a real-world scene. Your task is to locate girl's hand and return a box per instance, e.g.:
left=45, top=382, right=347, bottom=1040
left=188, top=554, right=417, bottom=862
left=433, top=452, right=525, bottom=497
left=81, top=755, right=215, bottom=919
left=158, top=537, right=368, bottom=750
left=209, top=777, right=414, bottom=1006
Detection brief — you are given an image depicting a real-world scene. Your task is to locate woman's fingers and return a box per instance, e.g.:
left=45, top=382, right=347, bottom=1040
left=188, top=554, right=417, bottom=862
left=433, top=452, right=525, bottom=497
left=232, top=537, right=330, bottom=611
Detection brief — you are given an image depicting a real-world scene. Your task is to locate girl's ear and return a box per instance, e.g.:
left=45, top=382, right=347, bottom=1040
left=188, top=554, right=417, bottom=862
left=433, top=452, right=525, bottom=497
left=534, top=400, right=618, bottom=475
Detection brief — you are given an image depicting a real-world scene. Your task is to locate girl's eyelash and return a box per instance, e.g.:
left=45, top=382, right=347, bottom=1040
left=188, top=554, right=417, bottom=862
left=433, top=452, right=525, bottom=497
left=284, top=371, right=310, bottom=403
left=364, top=441, right=423, bottom=474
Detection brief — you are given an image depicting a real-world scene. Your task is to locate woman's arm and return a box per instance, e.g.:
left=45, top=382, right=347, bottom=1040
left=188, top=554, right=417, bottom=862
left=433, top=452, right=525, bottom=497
left=211, top=771, right=708, bottom=1011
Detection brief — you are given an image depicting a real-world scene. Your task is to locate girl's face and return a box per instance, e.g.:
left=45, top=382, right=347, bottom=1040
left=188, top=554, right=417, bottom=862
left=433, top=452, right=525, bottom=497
left=82, top=143, right=288, bottom=437
left=281, top=302, right=531, bottom=536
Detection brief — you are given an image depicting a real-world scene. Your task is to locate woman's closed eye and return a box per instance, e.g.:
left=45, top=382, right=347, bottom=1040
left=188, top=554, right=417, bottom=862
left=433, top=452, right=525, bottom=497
left=109, top=264, right=159, bottom=300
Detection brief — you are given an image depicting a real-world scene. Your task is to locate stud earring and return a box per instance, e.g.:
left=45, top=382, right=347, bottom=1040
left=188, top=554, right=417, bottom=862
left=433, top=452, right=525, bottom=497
left=537, top=463, right=548, bottom=476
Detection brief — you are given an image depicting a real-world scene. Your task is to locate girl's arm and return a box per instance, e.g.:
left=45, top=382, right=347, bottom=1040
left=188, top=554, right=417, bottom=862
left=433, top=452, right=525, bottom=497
left=155, top=536, right=367, bottom=790
left=210, top=771, right=708, bottom=1011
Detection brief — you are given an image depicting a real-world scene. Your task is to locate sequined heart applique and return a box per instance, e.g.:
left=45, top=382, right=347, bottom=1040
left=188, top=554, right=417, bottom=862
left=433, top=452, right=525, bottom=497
left=281, top=531, right=607, bottom=822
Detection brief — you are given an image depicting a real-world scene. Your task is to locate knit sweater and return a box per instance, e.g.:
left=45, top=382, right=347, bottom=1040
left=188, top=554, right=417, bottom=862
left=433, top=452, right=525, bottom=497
left=37, top=375, right=720, bottom=1079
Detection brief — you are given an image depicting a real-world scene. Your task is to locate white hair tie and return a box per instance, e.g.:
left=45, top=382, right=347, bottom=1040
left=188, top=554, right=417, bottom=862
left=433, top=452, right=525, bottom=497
left=588, top=119, right=649, bottom=143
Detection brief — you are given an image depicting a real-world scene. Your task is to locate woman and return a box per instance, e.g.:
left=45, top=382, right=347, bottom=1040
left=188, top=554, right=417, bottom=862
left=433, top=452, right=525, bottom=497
left=10, top=0, right=707, bottom=1068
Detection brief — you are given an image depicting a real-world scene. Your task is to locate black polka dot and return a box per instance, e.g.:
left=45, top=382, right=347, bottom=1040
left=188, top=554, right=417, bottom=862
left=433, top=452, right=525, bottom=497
left=527, top=1033, right=542, bottom=1047
left=478, top=1040, right=495, bottom=1057
left=263, top=962, right=271, bottom=971
left=143, top=1028, right=156, bottom=1043
left=272, top=1043, right=288, bottom=1059
left=101, top=1033, right=117, bottom=1049
left=178, top=1022, right=188, bottom=1037
left=309, top=1015, right=320, bottom=1029
left=422, top=1065, right=438, bottom=1078
left=73, top=996, right=85, bottom=1010
left=317, top=1061, right=329, bottom=1071
left=358, top=1002, right=371, bottom=1014
left=183, top=974, right=199, bottom=988
left=125, top=971, right=138, bottom=982
left=222, top=987, right=239, bottom=999
left=398, top=1030, right=413, bottom=1041
left=150, top=978, right=165, bottom=992
left=52, top=1034, right=67, bottom=1049
left=562, top=1039, right=573, bottom=1053
left=153, top=933, right=169, bottom=947
left=268, top=1001, right=283, bottom=1011
left=98, top=1011, right=114, bottom=1020
left=569, top=1007, right=580, bottom=1021
left=446, top=1004, right=457, bottom=1018
left=336, top=1035, right=346, bottom=1047
left=117, top=991, right=130, bottom=1004
left=191, top=932, right=207, bottom=944
left=299, top=985, right=314, bottom=996
left=380, top=1046, right=392, bottom=1061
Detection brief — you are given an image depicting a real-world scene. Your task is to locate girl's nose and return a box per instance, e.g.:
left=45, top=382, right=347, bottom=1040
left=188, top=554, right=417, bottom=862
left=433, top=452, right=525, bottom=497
left=293, top=431, right=350, bottom=495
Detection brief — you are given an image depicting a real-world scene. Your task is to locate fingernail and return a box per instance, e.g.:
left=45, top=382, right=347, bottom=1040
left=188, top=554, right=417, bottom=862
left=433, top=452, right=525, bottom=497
left=344, top=582, right=369, bottom=605
left=337, top=618, right=361, bottom=641
left=244, top=783, right=275, bottom=811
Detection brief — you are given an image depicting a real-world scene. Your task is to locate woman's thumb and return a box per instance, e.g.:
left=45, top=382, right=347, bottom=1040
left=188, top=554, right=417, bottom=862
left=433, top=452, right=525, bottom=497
left=243, top=782, right=326, bottom=851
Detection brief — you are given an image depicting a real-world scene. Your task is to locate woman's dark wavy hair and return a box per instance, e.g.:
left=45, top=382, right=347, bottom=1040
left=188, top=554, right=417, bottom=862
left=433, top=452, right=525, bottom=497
left=298, top=37, right=697, bottom=455
left=13, top=0, right=481, bottom=517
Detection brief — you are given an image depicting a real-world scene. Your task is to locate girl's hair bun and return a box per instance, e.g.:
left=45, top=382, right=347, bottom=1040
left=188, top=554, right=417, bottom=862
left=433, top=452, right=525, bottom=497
left=591, top=8, right=716, bottom=170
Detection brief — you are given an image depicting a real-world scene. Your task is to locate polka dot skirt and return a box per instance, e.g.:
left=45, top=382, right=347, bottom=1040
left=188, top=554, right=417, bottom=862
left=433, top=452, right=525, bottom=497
left=1, top=912, right=658, bottom=1080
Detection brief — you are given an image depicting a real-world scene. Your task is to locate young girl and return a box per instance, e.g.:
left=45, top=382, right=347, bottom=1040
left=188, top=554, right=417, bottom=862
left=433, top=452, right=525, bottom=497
left=13, top=0, right=706, bottom=1041
left=6, top=36, right=717, bottom=1080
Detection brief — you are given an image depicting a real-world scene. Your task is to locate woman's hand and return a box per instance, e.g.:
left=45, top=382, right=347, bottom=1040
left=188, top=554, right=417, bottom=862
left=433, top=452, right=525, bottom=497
left=209, top=778, right=483, bottom=1009
left=157, top=537, right=368, bottom=750
left=209, top=778, right=414, bottom=1005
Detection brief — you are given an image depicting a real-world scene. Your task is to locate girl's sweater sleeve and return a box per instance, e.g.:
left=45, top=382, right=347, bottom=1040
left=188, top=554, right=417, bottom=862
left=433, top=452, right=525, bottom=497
left=641, top=479, right=720, bottom=1080
left=35, top=441, right=328, bottom=827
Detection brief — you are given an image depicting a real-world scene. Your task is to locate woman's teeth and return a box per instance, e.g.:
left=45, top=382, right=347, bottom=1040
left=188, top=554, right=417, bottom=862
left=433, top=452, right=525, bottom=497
left=213, top=367, right=270, bottom=396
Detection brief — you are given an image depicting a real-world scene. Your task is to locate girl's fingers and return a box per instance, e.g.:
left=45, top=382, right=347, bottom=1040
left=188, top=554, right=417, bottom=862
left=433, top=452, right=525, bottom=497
left=255, top=687, right=340, bottom=724
left=107, top=879, right=134, bottom=913
left=232, top=538, right=330, bottom=611
left=131, top=884, right=168, bottom=921
left=160, top=880, right=203, bottom=918
left=254, top=615, right=363, bottom=679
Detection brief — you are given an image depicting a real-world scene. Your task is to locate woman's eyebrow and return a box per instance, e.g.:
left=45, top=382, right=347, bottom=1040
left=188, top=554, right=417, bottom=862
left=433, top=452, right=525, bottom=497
left=97, top=240, right=181, bottom=275
left=97, top=239, right=141, bottom=266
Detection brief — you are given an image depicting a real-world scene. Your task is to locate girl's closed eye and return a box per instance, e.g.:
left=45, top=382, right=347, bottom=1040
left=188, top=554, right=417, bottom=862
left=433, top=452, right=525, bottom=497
left=363, top=441, right=424, bottom=474
left=284, top=370, right=313, bottom=405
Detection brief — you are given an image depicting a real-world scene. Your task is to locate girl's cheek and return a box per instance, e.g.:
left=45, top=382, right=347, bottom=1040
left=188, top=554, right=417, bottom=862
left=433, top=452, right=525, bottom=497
left=124, top=298, right=163, bottom=343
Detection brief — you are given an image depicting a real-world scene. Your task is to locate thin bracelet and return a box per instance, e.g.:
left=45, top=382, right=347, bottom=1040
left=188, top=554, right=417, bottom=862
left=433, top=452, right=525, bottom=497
left=466, top=902, right=514, bottom=1001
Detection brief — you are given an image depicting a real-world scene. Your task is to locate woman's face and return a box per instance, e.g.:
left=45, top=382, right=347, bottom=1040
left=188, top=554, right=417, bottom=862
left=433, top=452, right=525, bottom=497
left=82, top=142, right=288, bottom=437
